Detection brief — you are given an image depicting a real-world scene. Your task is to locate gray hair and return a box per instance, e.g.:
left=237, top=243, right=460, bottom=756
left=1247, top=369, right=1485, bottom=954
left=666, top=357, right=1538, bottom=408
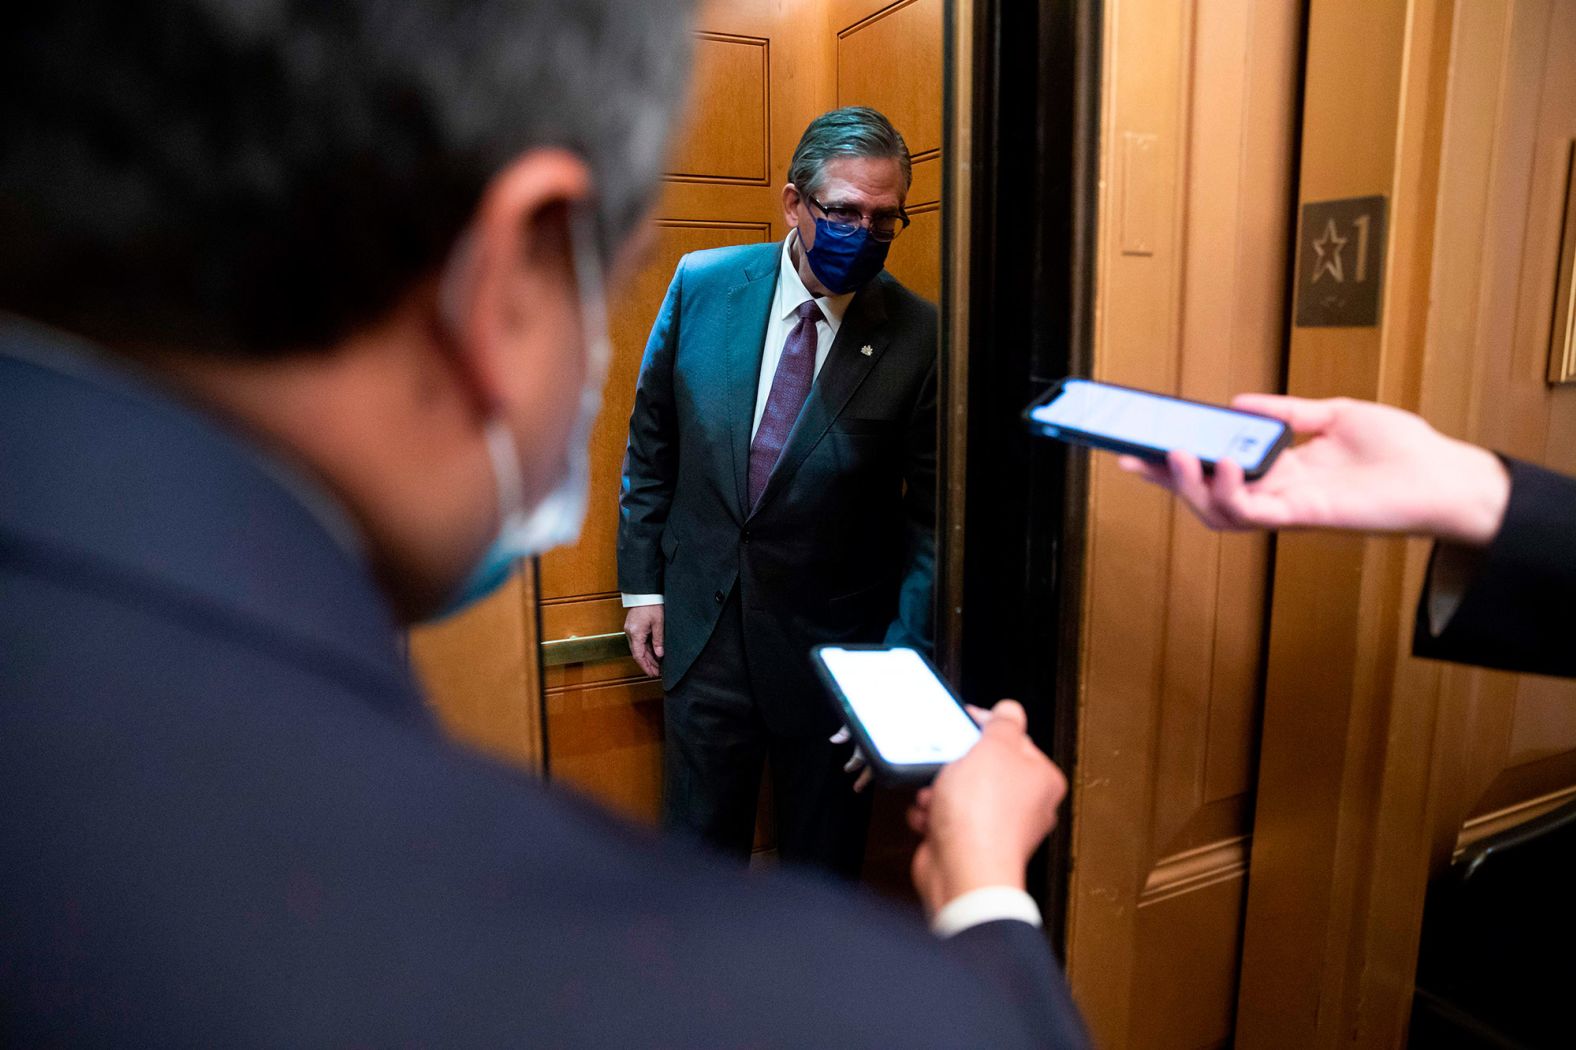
left=786, top=107, right=912, bottom=199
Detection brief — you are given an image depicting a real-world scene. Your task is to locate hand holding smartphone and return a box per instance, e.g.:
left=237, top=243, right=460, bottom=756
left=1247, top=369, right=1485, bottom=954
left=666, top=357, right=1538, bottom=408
left=1023, top=377, right=1291, bottom=479
left=811, top=645, right=980, bottom=786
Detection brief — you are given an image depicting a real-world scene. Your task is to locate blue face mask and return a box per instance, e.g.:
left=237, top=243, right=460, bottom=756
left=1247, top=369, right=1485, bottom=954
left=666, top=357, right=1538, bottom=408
left=802, top=216, right=890, bottom=294
left=431, top=208, right=611, bottom=620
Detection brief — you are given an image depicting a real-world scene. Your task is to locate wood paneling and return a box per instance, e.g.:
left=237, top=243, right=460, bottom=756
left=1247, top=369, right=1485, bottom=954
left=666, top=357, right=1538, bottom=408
left=835, top=0, right=943, bottom=303
left=409, top=569, right=544, bottom=772
left=1235, top=2, right=1576, bottom=1046
left=835, top=0, right=943, bottom=160
left=1066, top=2, right=1302, bottom=1047
left=668, top=34, right=771, bottom=185
left=1234, top=2, right=1453, bottom=1042
left=907, top=153, right=941, bottom=209
left=547, top=676, right=666, bottom=823
left=1427, top=0, right=1576, bottom=868
left=885, top=200, right=941, bottom=302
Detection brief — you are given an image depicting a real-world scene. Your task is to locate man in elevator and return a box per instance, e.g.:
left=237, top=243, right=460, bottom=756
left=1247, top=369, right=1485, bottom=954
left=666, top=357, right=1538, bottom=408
left=619, top=107, right=937, bottom=877
left=1, top=3, right=1089, bottom=1046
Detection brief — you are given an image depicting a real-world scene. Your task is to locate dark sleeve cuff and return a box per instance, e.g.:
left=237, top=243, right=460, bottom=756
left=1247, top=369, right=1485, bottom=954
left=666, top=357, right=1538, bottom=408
left=1413, top=457, right=1576, bottom=678
left=942, top=920, right=1093, bottom=1048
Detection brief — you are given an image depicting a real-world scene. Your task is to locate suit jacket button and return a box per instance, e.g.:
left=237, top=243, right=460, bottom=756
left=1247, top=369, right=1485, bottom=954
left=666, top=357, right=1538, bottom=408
left=741, top=529, right=751, bottom=543
left=714, top=590, right=725, bottom=604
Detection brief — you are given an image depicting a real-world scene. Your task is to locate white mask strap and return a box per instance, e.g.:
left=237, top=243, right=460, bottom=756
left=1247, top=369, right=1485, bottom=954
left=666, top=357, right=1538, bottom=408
left=568, top=204, right=612, bottom=383
left=484, top=417, right=525, bottom=525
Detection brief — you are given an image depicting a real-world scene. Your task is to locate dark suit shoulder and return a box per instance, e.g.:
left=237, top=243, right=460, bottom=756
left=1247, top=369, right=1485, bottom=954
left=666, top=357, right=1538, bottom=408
left=873, top=270, right=939, bottom=326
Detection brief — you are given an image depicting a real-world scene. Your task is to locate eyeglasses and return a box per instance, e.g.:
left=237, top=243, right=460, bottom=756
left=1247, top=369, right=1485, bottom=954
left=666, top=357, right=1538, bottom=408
left=802, top=190, right=910, bottom=243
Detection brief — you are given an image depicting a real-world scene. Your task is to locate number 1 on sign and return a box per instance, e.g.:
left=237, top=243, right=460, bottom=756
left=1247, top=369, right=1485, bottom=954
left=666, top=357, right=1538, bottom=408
left=1353, top=213, right=1370, bottom=283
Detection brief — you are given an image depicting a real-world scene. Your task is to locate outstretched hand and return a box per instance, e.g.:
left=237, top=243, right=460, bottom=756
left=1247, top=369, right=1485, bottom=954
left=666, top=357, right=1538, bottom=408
left=1119, top=394, right=1510, bottom=546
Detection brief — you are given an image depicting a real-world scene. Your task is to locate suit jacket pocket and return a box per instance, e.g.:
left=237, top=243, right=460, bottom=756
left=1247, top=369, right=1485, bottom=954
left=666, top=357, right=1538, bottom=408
left=834, top=416, right=900, bottom=435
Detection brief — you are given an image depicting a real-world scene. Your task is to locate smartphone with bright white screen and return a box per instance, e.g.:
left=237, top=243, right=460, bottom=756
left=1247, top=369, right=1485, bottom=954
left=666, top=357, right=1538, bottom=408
left=811, top=644, right=981, bottom=786
left=1023, top=377, right=1291, bottom=479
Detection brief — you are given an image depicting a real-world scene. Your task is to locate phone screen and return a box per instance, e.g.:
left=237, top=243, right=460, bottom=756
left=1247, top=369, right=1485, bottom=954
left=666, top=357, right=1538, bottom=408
left=1029, top=379, right=1286, bottom=471
left=816, top=647, right=980, bottom=767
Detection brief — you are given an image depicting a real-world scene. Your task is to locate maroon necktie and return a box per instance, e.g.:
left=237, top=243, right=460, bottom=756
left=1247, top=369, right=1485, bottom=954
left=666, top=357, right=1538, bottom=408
left=747, top=299, right=823, bottom=509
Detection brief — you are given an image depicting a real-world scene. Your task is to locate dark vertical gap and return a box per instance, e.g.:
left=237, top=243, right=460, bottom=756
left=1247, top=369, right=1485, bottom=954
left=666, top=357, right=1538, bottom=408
left=1234, top=1, right=1308, bottom=1034
left=1040, top=0, right=1102, bottom=953
left=957, top=0, right=1100, bottom=954
left=936, top=0, right=960, bottom=680
left=1247, top=0, right=1311, bottom=812
left=531, top=556, right=551, bottom=780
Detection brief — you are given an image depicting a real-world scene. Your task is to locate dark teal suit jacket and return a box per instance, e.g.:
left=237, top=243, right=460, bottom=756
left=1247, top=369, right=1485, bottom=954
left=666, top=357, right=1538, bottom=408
left=617, top=242, right=938, bottom=735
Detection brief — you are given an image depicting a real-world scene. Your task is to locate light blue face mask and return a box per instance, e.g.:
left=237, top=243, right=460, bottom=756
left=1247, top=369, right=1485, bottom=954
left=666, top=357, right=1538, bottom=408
left=432, top=208, right=611, bottom=619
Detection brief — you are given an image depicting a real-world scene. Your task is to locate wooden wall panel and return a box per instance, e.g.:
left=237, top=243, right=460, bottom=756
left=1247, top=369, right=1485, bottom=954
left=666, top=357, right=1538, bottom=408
left=1129, top=869, right=1249, bottom=1050
left=884, top=200, right=940, bottom=302
left=1066, top=2, right=1302, bottom=1047
left=668, top=34, right=771, bottom=185
left=1413, top=0, right=1576, bottom=878
left=835, top=0, right=943, bottom=159
left=547, top=676, right=666, bottom=823
left=409, top=571, right=544, bottom=772
left=1231, top=1, right=1575, bottom=1045
left=834, top=0, right=943, bottom=303
left=1233, top=1, right=1454, bottom=1042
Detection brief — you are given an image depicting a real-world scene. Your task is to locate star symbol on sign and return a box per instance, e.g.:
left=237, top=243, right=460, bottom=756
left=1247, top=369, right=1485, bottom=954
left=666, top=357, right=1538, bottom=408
left=860, top=345, right=873, bottom=356
left=1311, top=218, right=1347, bottom=284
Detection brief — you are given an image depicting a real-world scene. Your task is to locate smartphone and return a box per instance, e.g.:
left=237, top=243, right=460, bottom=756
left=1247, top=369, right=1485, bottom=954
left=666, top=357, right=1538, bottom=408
left=1023, top=377, right=1291, bottom=479
left=810, top=644, right=981, bottom=786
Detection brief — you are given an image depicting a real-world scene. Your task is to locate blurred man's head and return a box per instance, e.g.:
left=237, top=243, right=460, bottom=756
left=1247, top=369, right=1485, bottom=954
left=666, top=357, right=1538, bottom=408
left=0, top=0, right=695, bottom=619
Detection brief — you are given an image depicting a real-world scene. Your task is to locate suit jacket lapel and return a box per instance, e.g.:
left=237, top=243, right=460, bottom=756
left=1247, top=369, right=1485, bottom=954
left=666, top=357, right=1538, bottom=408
left=748, top=279, right=892, bottom=520
left=723, top=250, right=779, bottom=521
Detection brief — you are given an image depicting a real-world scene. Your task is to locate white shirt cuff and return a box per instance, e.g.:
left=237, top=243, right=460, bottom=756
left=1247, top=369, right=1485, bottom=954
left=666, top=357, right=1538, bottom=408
left=620, top=593, right=665, bottom=608
left=930, top=886, right=1043, bottom=938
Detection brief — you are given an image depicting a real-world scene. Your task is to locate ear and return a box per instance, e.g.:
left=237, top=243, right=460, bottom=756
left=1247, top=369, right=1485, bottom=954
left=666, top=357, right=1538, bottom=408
left=442, top=149, right=594, bottom=419
left=781, top=182, right=805, bottom=231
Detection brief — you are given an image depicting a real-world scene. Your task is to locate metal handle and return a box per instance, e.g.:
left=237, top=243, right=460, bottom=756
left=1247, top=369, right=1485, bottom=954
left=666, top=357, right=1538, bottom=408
left=539, top=631, right=631, bottom=667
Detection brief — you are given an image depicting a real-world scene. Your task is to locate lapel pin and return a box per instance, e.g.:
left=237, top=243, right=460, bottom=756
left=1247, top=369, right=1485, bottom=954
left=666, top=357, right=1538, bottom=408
left=860, top=345, right=873, bottom=356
